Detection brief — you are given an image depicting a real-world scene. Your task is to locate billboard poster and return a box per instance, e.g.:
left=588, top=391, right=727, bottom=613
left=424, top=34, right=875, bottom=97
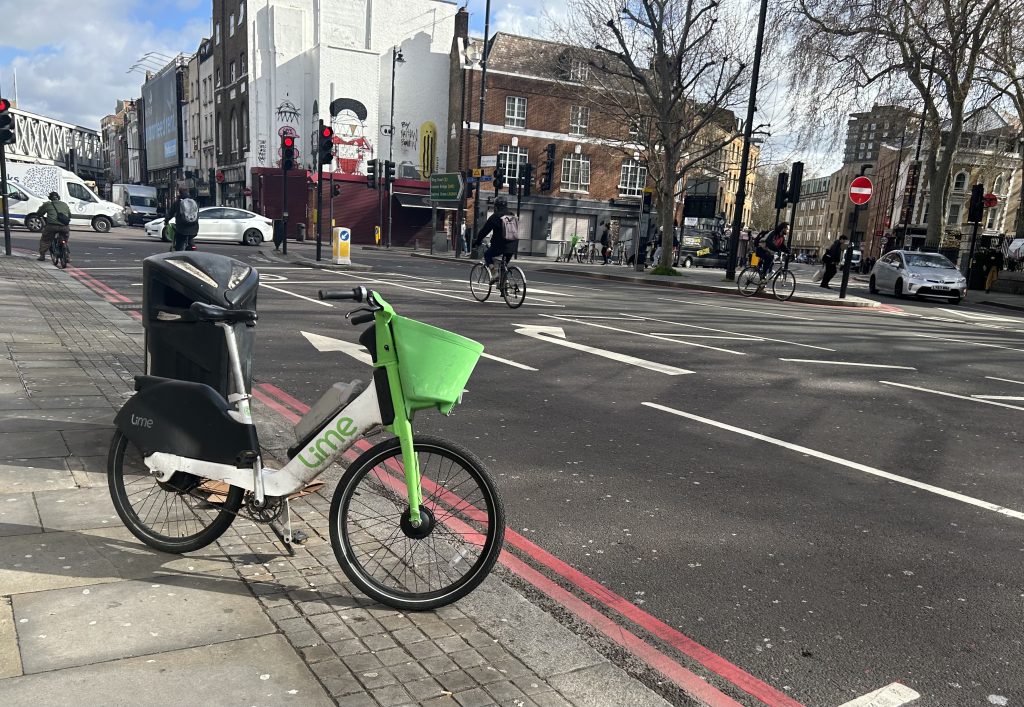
left=142, top=69, right=180, bottom=171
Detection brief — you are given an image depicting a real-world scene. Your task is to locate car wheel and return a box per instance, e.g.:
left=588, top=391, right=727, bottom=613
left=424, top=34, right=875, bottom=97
left=869, top=275, right=877, bottom=294
left=92, top=216, right=112, bottom=233
left=25, top=215, right=44, bottom=232
left=243, top=229, right=263, bottom=246
left=682, top=257, right=693, bottom=268
left=894, top=278, right=904, bottom=298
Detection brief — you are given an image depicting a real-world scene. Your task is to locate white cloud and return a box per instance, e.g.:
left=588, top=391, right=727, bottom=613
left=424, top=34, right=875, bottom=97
left=0, top=0, right=208, bottom=129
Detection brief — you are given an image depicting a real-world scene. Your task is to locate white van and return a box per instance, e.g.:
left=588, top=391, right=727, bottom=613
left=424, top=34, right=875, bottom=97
left=2, top=179, right=48, bottom=231
left=112, top=184, right=160, bottom=226
left=4, top=162, right=126, bottom=232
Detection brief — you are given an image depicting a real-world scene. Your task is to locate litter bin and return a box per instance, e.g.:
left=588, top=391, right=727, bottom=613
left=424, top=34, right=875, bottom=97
left=142, top=251, right=260, bottom=398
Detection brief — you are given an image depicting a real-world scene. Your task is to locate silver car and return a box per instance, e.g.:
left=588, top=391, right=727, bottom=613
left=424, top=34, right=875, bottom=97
left=145, top=207, right=274, bottom=246
left=869, top=250, right=967, bottom=304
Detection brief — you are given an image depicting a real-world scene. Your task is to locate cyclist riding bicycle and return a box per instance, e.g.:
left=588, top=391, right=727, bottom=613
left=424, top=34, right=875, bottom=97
left=755, top=222, right=791, bottom=278
left=472, top=195, right=519, bottom=283
left=35, top=192, right=72, bottom=262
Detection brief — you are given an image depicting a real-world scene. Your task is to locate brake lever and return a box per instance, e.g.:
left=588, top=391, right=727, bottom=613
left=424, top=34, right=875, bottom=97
left=346, top=306, right=375, bottom=320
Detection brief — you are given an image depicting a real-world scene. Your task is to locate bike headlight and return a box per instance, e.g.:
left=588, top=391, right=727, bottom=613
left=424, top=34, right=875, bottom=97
left=228, top=263, right=252, bottom=290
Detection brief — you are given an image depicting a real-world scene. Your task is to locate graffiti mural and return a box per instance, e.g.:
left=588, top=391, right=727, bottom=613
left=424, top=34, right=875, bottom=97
left=400, top=121, right=418, bottom=151
left=257, top=139, right=267, bottom=165
left=275, top=98, right=301, bottom=124
left=330, top=98, right=373, bottom=175
left=419, top=121, right=437, bottom=179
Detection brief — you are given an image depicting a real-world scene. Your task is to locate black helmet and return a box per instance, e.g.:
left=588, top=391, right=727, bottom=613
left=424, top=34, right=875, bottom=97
left=494, top=195, right=508, bottom=209
left=48, top=192, right=60, bottom=201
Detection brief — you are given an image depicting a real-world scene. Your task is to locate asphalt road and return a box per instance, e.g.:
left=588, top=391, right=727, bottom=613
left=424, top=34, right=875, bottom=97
left=11, top=225, right=1024, bottom=706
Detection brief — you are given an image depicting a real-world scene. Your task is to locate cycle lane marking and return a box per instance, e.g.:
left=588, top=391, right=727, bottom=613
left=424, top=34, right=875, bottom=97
left=261, top=284, right=334, bottom=307
left=778, top=359, right=917, bottom=370
left=879, top=381, right=1024, bottom=412
left=907, top=332, right=1024, bottom=353
left=538, top=314, right=746, bottom=356
left=253, top=382, right=799, bottom=707
left=642, top=401, right=1024, bottom=521
left=656, top=296, right=817, bottom=321
left=986, top=376, right=1024, bottom=386
left=514, top=324, right=693, bottom=374
left=301, top=331, right=537, bottom=371
left=837, top=682, right=919, bottom=706
left=628, top=314, right=835, bottom=352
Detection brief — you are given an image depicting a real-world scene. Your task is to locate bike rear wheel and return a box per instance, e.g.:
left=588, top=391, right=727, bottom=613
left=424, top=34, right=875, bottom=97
left=772, top=270, right=797, bottom=301
left=502, top=266, right=526, bottom=309
left=737, top=266, right=763, bottom=297
left=107, top=431, right=243, bottom=553
left=56, top=242, right=68, bottom=269
left=469, top=263, right=492, bottom=302
left=330, top=435, right=505, bottom=611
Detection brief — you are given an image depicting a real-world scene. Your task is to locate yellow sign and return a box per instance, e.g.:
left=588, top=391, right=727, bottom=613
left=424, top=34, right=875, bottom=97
left=333, top=227, right=352, bottom=265
left=374, top=225, right=381, bottom=244
left=472, top=168, right=483, bottom=178
left=697, top=247, right=711, bottom=257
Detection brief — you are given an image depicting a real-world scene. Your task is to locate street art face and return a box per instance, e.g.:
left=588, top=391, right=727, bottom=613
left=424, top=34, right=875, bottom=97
left=276, top=99, right=301, bottom=124
left=331, top=98, right=373, bottom=175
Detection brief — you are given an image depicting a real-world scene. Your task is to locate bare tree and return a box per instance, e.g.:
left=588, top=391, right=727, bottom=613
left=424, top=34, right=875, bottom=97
left=784, top=0, right=1005, bottom=248
left=557, top=0, right=754, bottom=271
left=982, top=10, right=1024, bottom=239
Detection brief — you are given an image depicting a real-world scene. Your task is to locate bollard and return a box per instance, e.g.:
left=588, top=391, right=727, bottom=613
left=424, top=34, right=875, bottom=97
left=332, top=227, right=352, bottom=265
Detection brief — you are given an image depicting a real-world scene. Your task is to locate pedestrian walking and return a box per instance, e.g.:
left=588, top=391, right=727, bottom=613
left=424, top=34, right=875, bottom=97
left=169, top=187, right=200, bottom=252
left=985, top=247, right=1004, bottom=293
left=34, top=192, right=72, bottom=262
left=820, top=235, right=848, bottom=289
left=599, top=221, right=611, bottom=265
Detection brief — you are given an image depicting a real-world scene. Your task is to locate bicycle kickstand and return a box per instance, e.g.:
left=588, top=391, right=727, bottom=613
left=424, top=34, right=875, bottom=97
left=268, top=498, right=308, bottom=556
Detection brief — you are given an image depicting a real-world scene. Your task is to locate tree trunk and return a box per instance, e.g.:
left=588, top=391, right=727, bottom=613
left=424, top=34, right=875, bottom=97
left=1016, top=149, right=1024, bottom=241
left=925, top=106, right=964, bottom=249
left=656, top=148, right=677, bottom=270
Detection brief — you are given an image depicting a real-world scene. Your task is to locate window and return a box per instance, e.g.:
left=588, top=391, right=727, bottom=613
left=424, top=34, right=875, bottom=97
left=561, top=153, right=590, bottom=192
left=505, top=96, right=527, bottom=128
left=240, top=53, right=247, bottom=77
left=67, top=183, right=97, bottom=202
left=230, top=110, right=238, bottom=154
left=994, top=175, right=1005, bottom=194
left=618, top=159, right=646, bottom=196
left=498, top=145, right=528, bottom=181
left=216, top=68, right=221, bottom=87
left=229, top=14, right=235, bottom=36
left=217, top=115, right=223, bottom=154
left=239, top=0, right=245, bottom=20
left=215, top=22, right=220, bottom=44
left=569, top=106, right=589, bottom=136
left=241, top=108, right=248, bottom=148
left=229, top=62, right=236, bottom=84
left=947, top=202, right=961, bottom=225
left=952, top=172, right=967, bottom=191
left=629, top=116, right=646, bottom=141
left=570, top=59, right=589, bottom=82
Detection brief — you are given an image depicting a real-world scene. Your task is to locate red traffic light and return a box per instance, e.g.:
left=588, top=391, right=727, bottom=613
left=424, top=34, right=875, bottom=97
left=321, top=127, right=333, bottom=138
left=0, top=98, right=10, bottom=112
left=283, top=136, right=295, bottom=147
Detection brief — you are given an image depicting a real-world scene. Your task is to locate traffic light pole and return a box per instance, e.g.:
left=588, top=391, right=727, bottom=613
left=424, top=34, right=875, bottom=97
left=1, top=144, right=11, bottom=256
left=316, top=167, right=324, bottom=262
left=281, top=168, right=288, bottom=257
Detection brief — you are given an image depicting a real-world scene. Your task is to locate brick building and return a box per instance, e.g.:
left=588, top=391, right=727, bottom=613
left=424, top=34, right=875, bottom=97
left=789, top=175, right=831, bottom=257
left=213, top=0, right=250, bottom=207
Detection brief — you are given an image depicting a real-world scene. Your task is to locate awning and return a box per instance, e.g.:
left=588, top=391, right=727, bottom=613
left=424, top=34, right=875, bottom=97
left=393, top=192, right=458, bottom=211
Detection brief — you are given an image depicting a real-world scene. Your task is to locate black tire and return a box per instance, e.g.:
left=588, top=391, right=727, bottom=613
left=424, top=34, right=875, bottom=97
left=57, top=244, right=68, bottom=270
left=107, top=431, right=243, bottom=553
left=737, top=266, right=763, bottom=297
left=243, top=229, right=263, bottom=246
left=329, top=435, right=505, bottom=611
left=895, top=278, right=905, bottom=298
left=25, top=215, right=44, bottom=232
left=772, top=270, right=796, bottom=301
left=469, top=263, right=492, bottom=302
left=682, top=257, right=693, bottom=268
left=869, top=275, right=878, bottom=294
left=502, top=266, right=526, bottom=309
left=93, top=216, right=112, bottom=233
left=49, top=244, right=59, bottom=267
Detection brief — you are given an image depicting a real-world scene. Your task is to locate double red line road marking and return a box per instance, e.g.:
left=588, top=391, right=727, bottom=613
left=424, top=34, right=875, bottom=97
left=253, top=382, right=804, bottom=707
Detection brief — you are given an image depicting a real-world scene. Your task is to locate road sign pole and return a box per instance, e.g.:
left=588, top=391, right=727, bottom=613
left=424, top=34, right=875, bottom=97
left=839, top=206, right=859, bottom=299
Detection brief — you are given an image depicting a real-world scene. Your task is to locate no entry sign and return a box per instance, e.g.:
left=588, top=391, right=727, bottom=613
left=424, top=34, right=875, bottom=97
left=849, top=176, right=873, bottom=205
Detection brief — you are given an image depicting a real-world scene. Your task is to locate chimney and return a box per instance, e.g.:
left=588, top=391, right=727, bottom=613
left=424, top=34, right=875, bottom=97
left=455, top=7, right=469, bottom=41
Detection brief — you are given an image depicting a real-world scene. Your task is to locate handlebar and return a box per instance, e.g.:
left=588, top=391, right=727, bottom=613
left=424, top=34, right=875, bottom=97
left=350, top=312, right=375, bottom=325
left=318, top=286, right=368, bottom=302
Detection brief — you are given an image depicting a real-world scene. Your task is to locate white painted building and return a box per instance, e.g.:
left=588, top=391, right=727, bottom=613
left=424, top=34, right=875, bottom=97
left=247, top=0, right=457, bottom=181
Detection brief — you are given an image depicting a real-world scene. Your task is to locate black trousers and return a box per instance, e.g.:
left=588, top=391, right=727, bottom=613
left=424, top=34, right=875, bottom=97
left=821, top=259, right=838, bottom=287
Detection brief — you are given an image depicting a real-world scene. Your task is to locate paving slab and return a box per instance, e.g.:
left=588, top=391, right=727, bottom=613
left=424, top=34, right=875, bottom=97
left=0, top=431, right=68, bottom=459
left=0, top=634, right=333, bottom=706
left=0, top=408, right=113, bottom=433
left=0, top=530, right=122, bottom=594
left=0, top=382, right=25, bottom=395
left=28, top=395, right=114, bottom=410
left=0, top=490, right=43, bottom=537
left=33, top=487, right=120, bottom=531
left=547, top=661, right=673, bottom=707
left=66, top=454, right=109, bottom=488
left=14, top=572, right=277, bottom=673
left=61, top=428, right=115, bottom=456
left=0, top=397, right=37, bottom=411
left=0, top=597, right=21, bottom=679
left=0, top=459, right=77, bottom=493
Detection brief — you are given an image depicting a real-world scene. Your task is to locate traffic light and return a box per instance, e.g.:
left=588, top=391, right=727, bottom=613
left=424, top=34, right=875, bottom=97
left=787, top=161, right=804, bottom=204
left=521, top=163, right=534, bottom=197
left=318, top=121, right=334, bottom=166
left=383, top=160, right=396, bottom=190
left=493, top=167, right=505, bottom=190
left=0, top=98, right=14, bottom=146
left=332, top=183, right=341, bottom=197
left=774, top=172, right=789, bottom=210
left=281, top=135, right=296, bottom=171
left=366, top=159, right=378, bottom=189
left=540, top=143, right=556, bottom=192
left=968, top=184, right=984, bottom=223
left=508, top=176, right=518, bottom=196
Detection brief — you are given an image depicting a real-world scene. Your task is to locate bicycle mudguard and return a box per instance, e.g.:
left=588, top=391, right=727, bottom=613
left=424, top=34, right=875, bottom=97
left=114, top=376, right=259, bottom=466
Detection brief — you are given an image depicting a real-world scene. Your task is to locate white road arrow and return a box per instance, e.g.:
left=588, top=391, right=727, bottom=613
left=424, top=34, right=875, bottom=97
left=301, top=331, right=372, bottom=366
left=513, top=324, right=692, bottom=375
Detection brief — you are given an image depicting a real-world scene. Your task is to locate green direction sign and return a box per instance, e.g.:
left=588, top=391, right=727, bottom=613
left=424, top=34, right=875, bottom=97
left=429, top=172, right=464, bottom=202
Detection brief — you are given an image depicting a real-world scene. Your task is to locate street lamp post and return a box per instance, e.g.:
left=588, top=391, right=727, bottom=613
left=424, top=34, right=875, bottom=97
left=387, top=46, right=405, bottom=249
left=473, top=0, right=493, bottom=241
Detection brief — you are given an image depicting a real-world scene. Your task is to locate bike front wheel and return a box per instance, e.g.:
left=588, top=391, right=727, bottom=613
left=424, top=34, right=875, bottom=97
left=107, top=431, right=244, bottom=553
left=502, top=266, right=526, bottom=309
left=330, top=435, right=505, bottom=611
left=772, top=270, right=797, bottom=301
left=469, top=263, right=492, bottom=302
left=56, top=243, right=68, bottom=269
left=737, top=267, right=763, bottom=297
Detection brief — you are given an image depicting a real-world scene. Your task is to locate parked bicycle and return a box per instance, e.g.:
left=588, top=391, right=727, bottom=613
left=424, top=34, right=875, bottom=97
left=49, top=230, right=70, bottom=269
left=469, top=255, right=527, bottom=308
left=107, top=285, right=505, bottom=610
left=737, top=253, right=797, bottom=301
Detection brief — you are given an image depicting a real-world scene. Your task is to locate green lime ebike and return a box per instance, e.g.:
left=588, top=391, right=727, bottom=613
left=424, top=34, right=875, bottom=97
left=108, top=285, right=505, bottom=610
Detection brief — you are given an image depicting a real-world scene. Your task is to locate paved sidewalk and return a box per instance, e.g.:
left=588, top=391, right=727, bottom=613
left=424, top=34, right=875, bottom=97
left=0, top=252, right=677, bottom=707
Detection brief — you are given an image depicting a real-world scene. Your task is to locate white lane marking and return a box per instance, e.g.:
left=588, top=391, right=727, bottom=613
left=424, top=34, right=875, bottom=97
left=652, top=334, right=762, bottom=340
left=986, top=376, right=1024, bottom=386
left=778, top=359, right=917, bottom=370
left=628, top=314, right=835, bottom=352
left=879, top=381, right=1024, bottom=412
left=909, top=332, right=1024, bottom=353
left=480, top=352, right=538, bottom=371
left=937, top=307, right=1012, bottom=321
left=566, top=315, right=645, bottom=320
left=539, top=314, right=746, bottom=355
left=657, top=296, right=816, bottom=321
left=838, top=682, right=920, bottom=707
left=643, top=402, right=1024, bottom=521
left=973, top=395, right=1024, bottom=400
left=260, top=273, right=289, bottom=282
left=300, top=331, right=371, bottom=365
left=515, top=325, right=692, bottom=375
left=262, top=284, right=333, bottom=307
left=531, top=281, right=603, bottom=291
left=342, top=271, right=473, bottom=302
left=69, top=266, right=142, bottom=271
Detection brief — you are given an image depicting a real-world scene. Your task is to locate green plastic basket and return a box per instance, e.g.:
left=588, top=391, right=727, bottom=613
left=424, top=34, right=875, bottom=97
left=391, top=315, right=484, bottom=414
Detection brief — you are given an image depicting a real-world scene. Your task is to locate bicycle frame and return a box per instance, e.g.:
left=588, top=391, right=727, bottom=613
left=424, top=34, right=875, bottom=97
left=143, top=292, right=427, bottom=524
